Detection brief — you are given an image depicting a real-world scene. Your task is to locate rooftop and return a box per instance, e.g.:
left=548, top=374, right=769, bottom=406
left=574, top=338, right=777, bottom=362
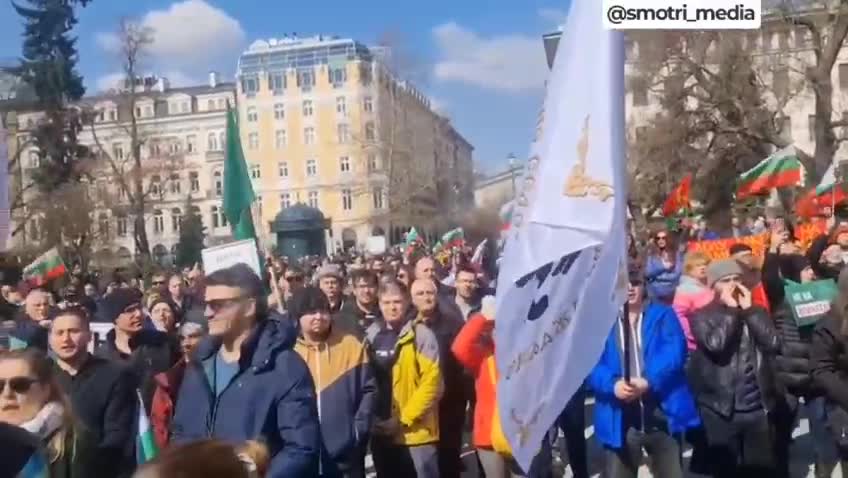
left=238, top=35, right=374, bottom=76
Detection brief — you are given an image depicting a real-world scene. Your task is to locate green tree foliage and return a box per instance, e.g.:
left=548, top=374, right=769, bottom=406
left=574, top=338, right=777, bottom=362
left=175, top=195, right=206, bottom=268
left=14, top=0, right=94, bottom=190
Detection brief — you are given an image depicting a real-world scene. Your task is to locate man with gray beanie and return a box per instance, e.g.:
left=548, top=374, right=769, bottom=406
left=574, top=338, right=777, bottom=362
left=688, top=258, right=781, bottom=477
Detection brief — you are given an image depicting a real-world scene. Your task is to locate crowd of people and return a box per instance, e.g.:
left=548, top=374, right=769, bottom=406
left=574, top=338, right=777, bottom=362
left=5, top=215, right=848, bottom=477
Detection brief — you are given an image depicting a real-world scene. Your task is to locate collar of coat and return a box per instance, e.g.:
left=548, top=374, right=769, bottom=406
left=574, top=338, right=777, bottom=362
left=193, top=313, right=297, bottom=373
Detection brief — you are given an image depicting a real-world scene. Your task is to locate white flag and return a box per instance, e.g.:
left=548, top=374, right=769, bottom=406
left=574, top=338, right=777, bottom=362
left=494, top=0, right=628, bottom=469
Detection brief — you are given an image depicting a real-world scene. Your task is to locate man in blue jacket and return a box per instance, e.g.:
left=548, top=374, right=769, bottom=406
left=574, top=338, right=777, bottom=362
left=588, top=271, right=700, bottom=478
left=171, top=263, right=321, bottom=477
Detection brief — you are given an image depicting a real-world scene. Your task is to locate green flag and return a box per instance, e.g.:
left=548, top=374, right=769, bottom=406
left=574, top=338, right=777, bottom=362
left=223, top=106, right=257, bottom=241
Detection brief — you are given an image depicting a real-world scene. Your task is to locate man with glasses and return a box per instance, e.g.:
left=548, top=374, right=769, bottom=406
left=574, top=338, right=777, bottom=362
left=171, top=263, right=321, bottom=477
left=96, top=288, right=179, bottom=411
left=337, top=269, right=381, bottom=338
left=688, top=259, right=781, bottom=477
left=453, top=266, right=481, bottom=321
left=51, top=307, right=136, bottom=477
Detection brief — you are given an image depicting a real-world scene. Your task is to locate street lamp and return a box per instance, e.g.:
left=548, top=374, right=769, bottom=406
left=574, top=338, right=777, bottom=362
left=507, top=153, right=517, bottom=198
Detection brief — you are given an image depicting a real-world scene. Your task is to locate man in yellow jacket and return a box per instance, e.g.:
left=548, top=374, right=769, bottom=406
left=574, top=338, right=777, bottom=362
left=365, top=279, right=443, bottom=478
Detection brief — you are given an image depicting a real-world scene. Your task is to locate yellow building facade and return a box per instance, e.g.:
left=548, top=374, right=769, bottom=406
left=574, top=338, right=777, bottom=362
left=236, top=35, right=474, bottom=252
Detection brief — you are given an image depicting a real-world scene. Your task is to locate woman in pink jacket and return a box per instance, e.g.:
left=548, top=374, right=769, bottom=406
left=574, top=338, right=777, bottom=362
left=672, top=251, right=714, bottom=351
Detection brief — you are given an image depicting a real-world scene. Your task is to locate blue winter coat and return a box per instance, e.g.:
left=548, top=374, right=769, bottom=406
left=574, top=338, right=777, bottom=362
left=170, top=316, right=321, bottom=477
left=644, top=252, right=684, bottom=301
left=587, top=303, right=701, bottom=449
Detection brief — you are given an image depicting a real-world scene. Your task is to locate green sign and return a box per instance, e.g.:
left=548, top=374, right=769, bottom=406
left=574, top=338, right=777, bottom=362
left=784, top=279, right=838, bottom=328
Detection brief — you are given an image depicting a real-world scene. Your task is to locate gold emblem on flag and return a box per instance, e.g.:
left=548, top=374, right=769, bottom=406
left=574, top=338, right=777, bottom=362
left=511, top=404, right=544, bottom=447
left=564, top=116, right=614, bottom=202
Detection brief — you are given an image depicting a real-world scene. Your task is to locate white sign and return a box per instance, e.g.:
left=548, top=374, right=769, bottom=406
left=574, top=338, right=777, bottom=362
left=494, top=0, right=628, bottom=469
left=201, top=239, right=262, bottom=277
left=365, top=236, right=387, bottom=255
left=89, top=322, right=114, bottom=352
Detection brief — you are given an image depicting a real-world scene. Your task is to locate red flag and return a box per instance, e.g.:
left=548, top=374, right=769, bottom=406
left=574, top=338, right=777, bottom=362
left=662, top=175, right=692, bottom=217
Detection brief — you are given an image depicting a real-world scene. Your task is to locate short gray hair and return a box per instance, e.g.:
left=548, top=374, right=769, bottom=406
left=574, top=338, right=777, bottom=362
left=179, top=322, right=204, bottom=337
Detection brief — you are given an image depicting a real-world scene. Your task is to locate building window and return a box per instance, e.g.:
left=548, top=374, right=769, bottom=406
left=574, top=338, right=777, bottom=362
left=297, top=69, right=315, bottom=91
left=363, top=96, right=373, bottom=113
left=337, top=124, right=350, bottom=144
left=247, top=106, right=258, bottom=122
left=306, top=159, right=317, bottom=177
left=171, top=208, right=182, bottom=233
left=773, top=68, right=789, bottom=98
left=186, top=134, right=196, bottom=153
left=372, top=187, right=384, bottom=209
left=108, top=109, right=117, bottom=121
left=275, top=130, right=287, bottom=149
left=278, top=162, right=289, bottom=178
left=214, top=170, right=223, bottom=196
left=281, top=193, right=292, bottom=209
left=217, top=98, right=226, bottom=110
left=170, top=174, right=181, bottom=194
left=308, top=190, right=319, bottom=208
left=809, top=114, right=817, bottom=142
left=365, top=122, right=376, bottom=141
left=207, top=132, right=218, bottom=151
left=302, top=100, right=314, bottom=117
left=304, top=127, right=315, bottom=145
left=144, top=105, right=153, bottom=117
left=181, top=102, right=189, bottom=113
left=273, top=103, right=285, bottom=120
left=207, top=99, right=215, bottom=111
left=219, top=132, right=225, bottom=150
left=98, top=213, right=109, bottom=237
left=28, top=152, right=40, bottom=169
left=242, top=76, right=259, bottom=95
left=270, top=72, right=286, bottom=93
left=248, top=133, right=259, bottom=150
left=153, top=210, right=164, bottom=234
left=168, top=140, right=181, bottom=155
left=189, top=171, right=199, bottom=192
left=116, top=215, right=128, bottom=237
left=150, top=175, right=161, bottom=196
left=632, top=83, right=648, bottom=106
left=368, top=154, right=378, bottom=172
left=340, top=156, right=351, bottom=173
left=336, top=96, right=347, bottom=115
left=329, top=66, right=347, bottom=86
left=250, top=163, right=261, bottom=179
left=211, top=206, right=220, bottom=228
left=341, top=189, right=353, bottom=210
left=113, top=143, right=124, bottom=160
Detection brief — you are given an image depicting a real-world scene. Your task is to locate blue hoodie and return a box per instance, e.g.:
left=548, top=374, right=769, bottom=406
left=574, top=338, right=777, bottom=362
left=170, top=315, right=321, bottom=477
left=587, top=302, right=700, bottom=449
left=644, top=251, right=684, bottom=301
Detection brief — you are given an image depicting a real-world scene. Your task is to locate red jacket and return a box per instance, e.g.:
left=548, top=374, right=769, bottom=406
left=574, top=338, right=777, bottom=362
left=150, top=361, right=187, bottom=449
left=451, top=314, right=499, bottom=449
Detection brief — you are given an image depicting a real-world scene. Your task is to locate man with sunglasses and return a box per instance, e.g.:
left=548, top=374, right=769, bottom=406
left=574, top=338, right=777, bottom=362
left=688, top=259, right=781, bottom=477
left=95, top=288, right=179, bottom=411
left=171, top=263, right=321, bottom=477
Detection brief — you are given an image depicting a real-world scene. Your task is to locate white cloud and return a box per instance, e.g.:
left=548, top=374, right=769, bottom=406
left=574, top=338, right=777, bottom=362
left=429, top=96, right=449, bottom=115
left=95, top=72, right=125, bottom=92
left=432, top=22, right=548, bottom=93
left=95, top=0, right=245, bottom=89
left=538, top=7, right=568, bottom=26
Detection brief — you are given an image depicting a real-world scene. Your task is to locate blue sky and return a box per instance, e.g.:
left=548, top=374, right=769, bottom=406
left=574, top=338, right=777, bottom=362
left=0, top=0, right=571, bottom=174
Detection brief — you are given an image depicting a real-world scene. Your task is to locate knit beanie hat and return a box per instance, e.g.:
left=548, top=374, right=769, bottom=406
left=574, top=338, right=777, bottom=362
left=778, top=254, right=811, bottom=283
left=99, top=288, right=143, bottom=323
left=706, top=259, right=744, bottom=287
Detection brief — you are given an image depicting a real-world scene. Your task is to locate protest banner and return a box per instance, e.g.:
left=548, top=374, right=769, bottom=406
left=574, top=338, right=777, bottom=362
left=201, top=239, right=262, bottom=277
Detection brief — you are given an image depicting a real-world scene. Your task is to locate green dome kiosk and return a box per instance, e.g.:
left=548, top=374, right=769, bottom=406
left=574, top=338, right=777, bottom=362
left=270, top=203, right=329, bottom=260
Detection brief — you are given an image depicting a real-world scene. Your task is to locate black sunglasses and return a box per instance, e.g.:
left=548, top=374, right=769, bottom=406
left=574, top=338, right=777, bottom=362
left=286, top=276, right=304, bottom=282
left=204, top=296, right=246, bottom=313
left=152, top=281, right=165, bottom=286
left=0, top=376, right=38, bottom=394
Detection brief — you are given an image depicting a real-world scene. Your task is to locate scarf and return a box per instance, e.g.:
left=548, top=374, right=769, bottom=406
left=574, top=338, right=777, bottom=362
left=19, top=402, right=64, bottom=441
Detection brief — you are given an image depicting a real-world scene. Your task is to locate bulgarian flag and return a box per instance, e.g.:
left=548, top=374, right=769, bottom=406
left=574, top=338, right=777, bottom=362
left=736, top=146, right=802, bottom=199
left=662, top=174, right=692, bottom=217
left=797, top=163, right=847, bottom=217
left=22, top=248, right=66, bottom=287
left=440, top=227, right=465, bottom=250
left=136, top=390, right=158, bottom=464
left=499, top=201, right=514, bottom=231
left=403, top=227, right=421, bottom=256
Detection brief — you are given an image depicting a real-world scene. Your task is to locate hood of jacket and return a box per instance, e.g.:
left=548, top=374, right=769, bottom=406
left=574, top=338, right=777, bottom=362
left=193, top=311, right=297, bottom=371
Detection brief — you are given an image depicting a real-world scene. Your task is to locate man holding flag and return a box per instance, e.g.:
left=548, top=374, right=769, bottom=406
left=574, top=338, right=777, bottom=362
left=493, top=0, right=629, bottom=470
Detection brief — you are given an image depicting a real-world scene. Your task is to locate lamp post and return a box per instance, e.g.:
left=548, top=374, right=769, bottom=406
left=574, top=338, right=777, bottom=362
left=507, top=153, right=517, bottom=198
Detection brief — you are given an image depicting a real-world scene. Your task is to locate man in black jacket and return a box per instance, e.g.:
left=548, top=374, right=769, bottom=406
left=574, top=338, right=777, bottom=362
left=336, top=269, right=380, bottom=338
left=690, top=259, right=782, bottom=478
left=95, top=287, right=179, bottom=410
left=50, top=307, right=135, bottom=477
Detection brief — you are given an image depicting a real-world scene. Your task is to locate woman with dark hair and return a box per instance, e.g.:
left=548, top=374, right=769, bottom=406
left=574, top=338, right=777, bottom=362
left=0, top=348, right=100, bottom=477
left=643, top=230, right=684, bottom=304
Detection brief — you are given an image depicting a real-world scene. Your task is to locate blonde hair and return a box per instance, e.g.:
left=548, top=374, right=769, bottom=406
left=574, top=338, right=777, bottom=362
left=0, top=349, right=78, bottom=463
left=683, top=251, right=711, bottom=275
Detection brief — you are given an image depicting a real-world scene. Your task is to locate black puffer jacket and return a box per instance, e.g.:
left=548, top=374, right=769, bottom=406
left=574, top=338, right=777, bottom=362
left=689, top=301, right=782, bottom=418
left=774, top=301, right=820, bottom=399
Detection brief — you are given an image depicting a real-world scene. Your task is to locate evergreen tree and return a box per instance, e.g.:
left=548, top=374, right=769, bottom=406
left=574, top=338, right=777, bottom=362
left=175, top=195, right=206, bottom=268
left=14, top=0, right=93, bottom=190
